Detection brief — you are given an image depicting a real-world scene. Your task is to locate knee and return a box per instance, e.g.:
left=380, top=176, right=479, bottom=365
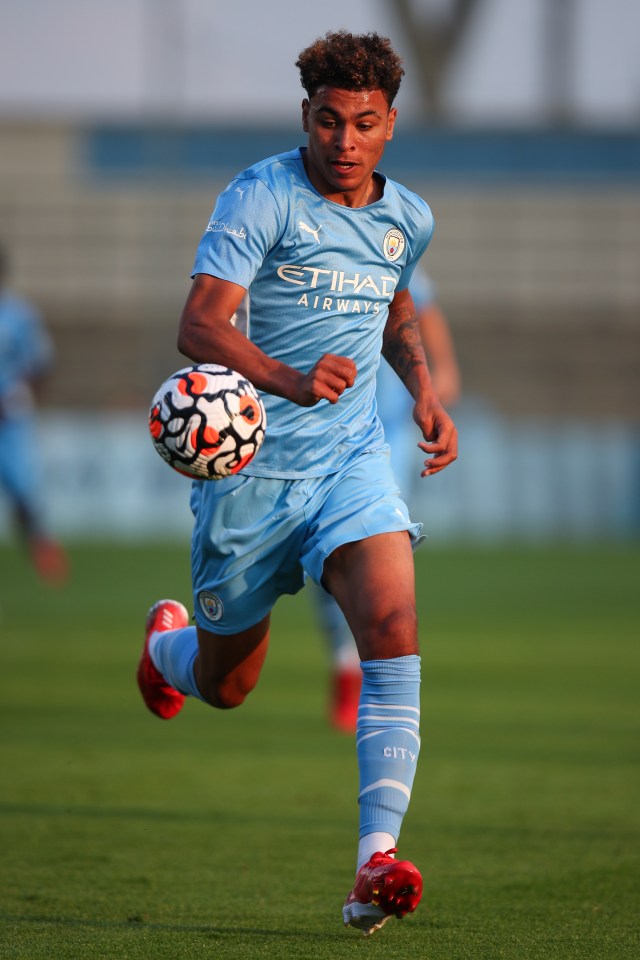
left=209, top=683, right=248, bottom=710
left=358, top=603, right=418, bottom=659
left=380, top=604, right=418, bottom=645
left=195, top=670, right=257, bottom=710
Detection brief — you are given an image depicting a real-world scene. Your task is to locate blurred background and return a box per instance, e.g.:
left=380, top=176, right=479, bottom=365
left=0, top=0, right=639, bottom=545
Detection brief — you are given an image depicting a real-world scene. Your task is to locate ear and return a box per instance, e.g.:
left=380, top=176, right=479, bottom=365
left=385, top=107, right=397, bottom=142
left=301, top=98, right=310, bottom=132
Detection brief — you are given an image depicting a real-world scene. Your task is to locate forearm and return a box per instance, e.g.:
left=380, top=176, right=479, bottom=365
left=382, top=292, right=457, bottom=476
left=178, top=307, right=301, bottom=402
left=381, top=292, right=438, bottom=403
left=177, top=275, right=305, bottom=402
left=177, top=275, right=355, bottom=408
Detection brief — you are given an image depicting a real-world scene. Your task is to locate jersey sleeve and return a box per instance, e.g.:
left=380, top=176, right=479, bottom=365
left=396, top=199, right=435, bottom=292
left=191, top=177, right=284, bottom=289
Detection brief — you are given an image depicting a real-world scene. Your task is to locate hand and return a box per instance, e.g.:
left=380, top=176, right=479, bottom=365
left=293, top=354, right=357, bottom=407
left=414, top=397, right=458, bottom=477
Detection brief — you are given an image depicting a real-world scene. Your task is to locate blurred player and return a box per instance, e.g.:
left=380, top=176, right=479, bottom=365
left=0, top=242, right=68, bottom=584
left=136, top=31, right=457, bottom=935
left=321, top=269, right=461, bottom=732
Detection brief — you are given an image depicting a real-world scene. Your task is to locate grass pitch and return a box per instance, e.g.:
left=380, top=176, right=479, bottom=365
left=0, top=541, right=638, bottom=959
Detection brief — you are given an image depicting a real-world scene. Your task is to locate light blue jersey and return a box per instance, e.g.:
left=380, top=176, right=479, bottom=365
left=192, top=148, right=434, bottom=479
left=0, top=290, right=53, bottom=514
left=0, top=291, right=53, bottom=416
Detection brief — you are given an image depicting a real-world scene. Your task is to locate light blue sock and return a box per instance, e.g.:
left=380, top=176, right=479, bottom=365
left=357, top=655, right=421, bottom=841
left=149, top=626, right=206, bottom=702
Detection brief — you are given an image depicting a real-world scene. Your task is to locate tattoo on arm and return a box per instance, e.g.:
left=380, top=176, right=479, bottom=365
left=382, top=300, right=427, bottom=385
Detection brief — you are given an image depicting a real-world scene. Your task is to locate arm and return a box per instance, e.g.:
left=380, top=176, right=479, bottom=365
left=418, top=301, right=461, bottom=408
left=177, top=273, right=356, bottom=408
left=382, top=287, right=457, bottom=476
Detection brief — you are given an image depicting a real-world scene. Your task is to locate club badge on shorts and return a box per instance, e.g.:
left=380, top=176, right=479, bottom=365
left=199, top=591, right=224, bottom=622
left=383, top=227, right=406, bottom=262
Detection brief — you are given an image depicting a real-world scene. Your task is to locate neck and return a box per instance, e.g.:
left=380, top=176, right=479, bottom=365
left=300, top=148, right=384, bottom=208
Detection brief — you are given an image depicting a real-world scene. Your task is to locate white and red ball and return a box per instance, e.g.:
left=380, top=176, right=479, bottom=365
left=149, top=364, right=266, bottom=480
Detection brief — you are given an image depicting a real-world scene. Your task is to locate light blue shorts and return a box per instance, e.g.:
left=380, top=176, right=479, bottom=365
left=0, top=414, right=41, bottom=507
left=190, top=448, right=423, bottom=634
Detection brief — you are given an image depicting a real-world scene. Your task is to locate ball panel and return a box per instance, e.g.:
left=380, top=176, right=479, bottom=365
left=149, top=364, right=266, bottom=480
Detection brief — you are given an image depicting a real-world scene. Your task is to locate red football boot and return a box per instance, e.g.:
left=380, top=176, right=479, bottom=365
left=343, top=848, right=423, bottom=936
left=137, top=599, right=189, bottom=719
left=30, top=536, right=69, bottom=585
left=330, top=665, right=362, bottom=733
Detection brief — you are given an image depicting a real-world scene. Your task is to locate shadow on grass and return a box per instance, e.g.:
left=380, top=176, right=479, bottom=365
left=0, top=801, right=231, bottom=822
left=0, top=802, right=634, bottom=843
left=0, top=801, right=310, bottom=826
left=0, top=913, right=346, bottom=940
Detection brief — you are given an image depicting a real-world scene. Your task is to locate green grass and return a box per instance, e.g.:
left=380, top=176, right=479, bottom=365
left=0, top=541, right=639, bottom=959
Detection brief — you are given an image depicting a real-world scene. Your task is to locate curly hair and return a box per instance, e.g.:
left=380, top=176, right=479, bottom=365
left=296, top=31, right=404, bottom=106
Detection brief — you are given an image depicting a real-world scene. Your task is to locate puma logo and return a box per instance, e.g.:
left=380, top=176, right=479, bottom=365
left=299, top=220, right=322, bottom=243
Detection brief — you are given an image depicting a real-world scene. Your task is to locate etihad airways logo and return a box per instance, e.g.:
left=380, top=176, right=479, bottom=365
left=277, top=264, right=397, bottom=298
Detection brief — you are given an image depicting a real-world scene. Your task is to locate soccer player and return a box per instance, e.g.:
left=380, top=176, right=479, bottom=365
left=0, top=242, right=68, bottom=584
left=322, top=269, right=462, bottom=732
left=137, top=31, right=458, bottom=936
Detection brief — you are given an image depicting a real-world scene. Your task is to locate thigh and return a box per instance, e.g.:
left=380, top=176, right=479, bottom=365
left=322, top=530, right=419, bottom=661
left=300, top=448, right=423, bottom=589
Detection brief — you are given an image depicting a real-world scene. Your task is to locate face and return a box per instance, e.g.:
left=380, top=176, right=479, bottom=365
left=301, top=86, right=397, bottom=207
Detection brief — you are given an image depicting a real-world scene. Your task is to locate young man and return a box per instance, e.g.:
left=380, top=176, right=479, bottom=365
left=0, top=242, right=68, bottom=584
left=137, top=31, right=457, bottom=936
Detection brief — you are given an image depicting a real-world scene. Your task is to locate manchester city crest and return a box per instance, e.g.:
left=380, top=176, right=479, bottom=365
left=199, top=591, right=224, bottom=622
left=383, top=227, right=406, bottom=262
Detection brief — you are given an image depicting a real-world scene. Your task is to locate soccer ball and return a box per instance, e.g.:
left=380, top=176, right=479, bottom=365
left=149, top=364, right=266, bottom=480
